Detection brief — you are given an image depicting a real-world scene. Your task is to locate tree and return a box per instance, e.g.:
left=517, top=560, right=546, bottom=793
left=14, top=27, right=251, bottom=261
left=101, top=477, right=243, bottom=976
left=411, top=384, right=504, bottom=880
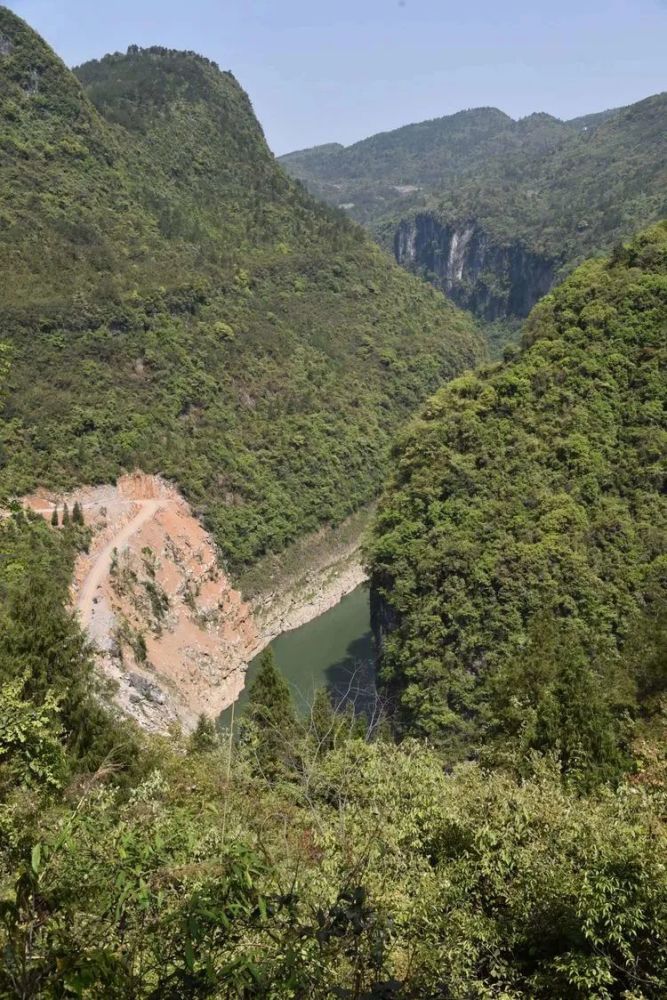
left=50, top=506, right=58, bottom=527
left=61, top=502, right=70, bottom=527
left=188, top=714, right=219, bottom=754
left=482, top=620, right=633, bottom=787
left=241, top=647, right=298, bottom=775
left=72, top=501, right=84, bottom=526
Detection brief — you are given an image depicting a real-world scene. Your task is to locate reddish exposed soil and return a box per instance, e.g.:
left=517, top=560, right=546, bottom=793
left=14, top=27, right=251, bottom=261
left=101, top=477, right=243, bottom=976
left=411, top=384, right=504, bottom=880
left=23, top=473, right=258, bottom=731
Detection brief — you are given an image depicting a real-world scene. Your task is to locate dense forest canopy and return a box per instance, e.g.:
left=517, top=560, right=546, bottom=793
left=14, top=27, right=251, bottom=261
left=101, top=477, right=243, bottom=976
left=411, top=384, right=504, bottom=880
left=0, top=8, right=482, bottom=572
left=368, top=223, right=667, bottom=757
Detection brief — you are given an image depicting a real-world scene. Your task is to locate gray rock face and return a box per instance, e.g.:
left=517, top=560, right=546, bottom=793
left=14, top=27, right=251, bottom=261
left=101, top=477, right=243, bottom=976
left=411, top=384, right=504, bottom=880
left=394, top=214, right=557, bottom=322
left=128, top=672, right=167, bottom=705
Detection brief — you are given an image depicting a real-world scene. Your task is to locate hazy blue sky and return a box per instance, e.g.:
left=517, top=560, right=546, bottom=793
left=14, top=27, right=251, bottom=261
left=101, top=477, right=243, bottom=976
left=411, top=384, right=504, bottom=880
left=5, top=0, right=666, bottom=154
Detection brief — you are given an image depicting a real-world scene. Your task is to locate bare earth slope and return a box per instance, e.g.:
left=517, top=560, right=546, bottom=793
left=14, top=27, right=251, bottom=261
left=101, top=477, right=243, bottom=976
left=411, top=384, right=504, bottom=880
left=25, top=474, right=258, bottom=731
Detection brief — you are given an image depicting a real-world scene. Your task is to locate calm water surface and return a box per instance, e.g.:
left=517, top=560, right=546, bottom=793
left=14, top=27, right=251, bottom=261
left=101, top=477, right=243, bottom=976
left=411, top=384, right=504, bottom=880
left=220, top=583, right=375, bottom=725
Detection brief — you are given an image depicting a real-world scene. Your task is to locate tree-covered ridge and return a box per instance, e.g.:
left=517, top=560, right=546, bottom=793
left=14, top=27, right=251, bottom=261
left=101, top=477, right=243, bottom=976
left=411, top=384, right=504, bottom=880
left=367, top=223, right=667, bottom=751
left=279, top=95, right=666, bottom=252
left=280, top=107, right=514, bottom=190
left=0, top=8, right=483, bottom=572
left=430, top=92, right=667, bottom=260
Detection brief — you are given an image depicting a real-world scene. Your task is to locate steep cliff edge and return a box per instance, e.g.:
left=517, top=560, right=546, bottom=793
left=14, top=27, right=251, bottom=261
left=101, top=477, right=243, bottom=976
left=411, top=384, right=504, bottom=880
left=394, top=215, right=557, bottom=321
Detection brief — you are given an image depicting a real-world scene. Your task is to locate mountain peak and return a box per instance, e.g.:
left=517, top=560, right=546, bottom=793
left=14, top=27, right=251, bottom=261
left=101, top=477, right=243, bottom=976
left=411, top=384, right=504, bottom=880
left=74, top=44, right=249, bottom=131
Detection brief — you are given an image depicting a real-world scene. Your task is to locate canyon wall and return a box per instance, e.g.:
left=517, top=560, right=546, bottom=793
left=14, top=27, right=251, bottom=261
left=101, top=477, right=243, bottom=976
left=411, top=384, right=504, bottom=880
left=394, top=214, right=557, bottom=321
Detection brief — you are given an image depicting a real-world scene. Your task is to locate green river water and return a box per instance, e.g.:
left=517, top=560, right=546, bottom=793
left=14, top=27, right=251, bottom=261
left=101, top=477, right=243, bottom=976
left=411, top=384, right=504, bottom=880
left=221, top=583, right=375, bottom=726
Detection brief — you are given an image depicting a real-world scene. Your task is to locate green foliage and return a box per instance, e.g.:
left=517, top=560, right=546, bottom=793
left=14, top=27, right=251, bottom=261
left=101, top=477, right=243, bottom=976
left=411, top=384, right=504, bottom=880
left=188, top=714, right=219, bottom=754
left=0, top=10, right=483, bottom=573
left=241, top=647, right=299, bottom=774
left=480, top=620, right=636, bottom=788
left=368, top=224, right=667, bottom=756
left=0, top=676, right=67, bottom=795
left=0, top=509, right=665, bottom=996
left=0, top=511, right=143, bottom=774
left=2, top=719, right=666, bottom=998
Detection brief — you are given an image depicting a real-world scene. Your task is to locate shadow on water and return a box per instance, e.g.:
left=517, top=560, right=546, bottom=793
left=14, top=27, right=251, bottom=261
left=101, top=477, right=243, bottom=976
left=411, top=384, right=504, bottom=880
left=324, top=629, right=377, bottom=717
left=219, top=583, right=376, bottom=729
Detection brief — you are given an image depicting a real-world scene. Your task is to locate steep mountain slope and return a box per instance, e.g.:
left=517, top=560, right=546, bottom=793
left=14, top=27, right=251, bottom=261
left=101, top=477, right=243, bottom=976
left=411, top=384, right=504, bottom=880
left=0, top=8, right=483, bottom=573
left=281, top=96, right=667, bottom=327
left=0, top=9, right=164, bottom=308
left=367, top=223, right=667, bottom=751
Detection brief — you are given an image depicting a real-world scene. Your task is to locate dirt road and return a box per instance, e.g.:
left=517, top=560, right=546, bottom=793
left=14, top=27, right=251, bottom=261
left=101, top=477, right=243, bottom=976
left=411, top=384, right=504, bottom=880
left=76, top=500, right=162, bottom=628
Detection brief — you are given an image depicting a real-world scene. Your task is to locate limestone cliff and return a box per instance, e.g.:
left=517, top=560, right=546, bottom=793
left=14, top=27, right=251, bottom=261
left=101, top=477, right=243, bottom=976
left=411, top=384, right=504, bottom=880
left=394, top=214, right=557, bottom=322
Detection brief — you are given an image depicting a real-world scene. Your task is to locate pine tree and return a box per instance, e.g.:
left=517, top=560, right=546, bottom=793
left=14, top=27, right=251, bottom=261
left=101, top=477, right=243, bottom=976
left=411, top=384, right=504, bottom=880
left=50, top=506, right=59, bottom=527
left=247, top=648, right=295, bottom=731
left=243, top=647, right=297, bottom=774
left=62, top=502, right=70, bottom=527
left=483, top=619, right=632, bottom=787
left=188, top=714, right=219, bottom=754
left=72, top=501, right=84, bottom=526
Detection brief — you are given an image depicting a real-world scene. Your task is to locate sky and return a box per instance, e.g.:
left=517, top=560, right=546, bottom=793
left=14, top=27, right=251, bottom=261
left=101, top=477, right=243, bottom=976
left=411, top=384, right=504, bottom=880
left=4, top=0, right=666, bottom=155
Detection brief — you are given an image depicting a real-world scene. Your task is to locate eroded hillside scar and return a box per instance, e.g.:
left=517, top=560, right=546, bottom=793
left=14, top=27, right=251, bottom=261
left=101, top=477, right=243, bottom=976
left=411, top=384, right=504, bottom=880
left=76, top=499, right=161, bottom=630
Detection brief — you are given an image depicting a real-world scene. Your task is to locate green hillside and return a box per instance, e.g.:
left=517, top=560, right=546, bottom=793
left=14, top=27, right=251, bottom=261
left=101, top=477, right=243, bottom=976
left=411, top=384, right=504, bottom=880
left=368, top=223, right=667, bottom=753
left=280, top=96, right=667, bottom=327
left=0, top=8, right=482, bottom=572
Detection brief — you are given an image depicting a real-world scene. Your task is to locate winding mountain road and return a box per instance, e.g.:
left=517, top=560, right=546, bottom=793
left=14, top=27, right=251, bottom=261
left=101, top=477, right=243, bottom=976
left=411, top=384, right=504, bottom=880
left=76, top=500, right=162, bottom=629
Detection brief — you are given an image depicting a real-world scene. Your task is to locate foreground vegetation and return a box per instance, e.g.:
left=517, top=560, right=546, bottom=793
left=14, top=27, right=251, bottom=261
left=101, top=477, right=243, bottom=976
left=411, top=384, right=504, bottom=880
left=1, top=509, right=666, bottom=999
left=0, top=9, right=481, bottom=572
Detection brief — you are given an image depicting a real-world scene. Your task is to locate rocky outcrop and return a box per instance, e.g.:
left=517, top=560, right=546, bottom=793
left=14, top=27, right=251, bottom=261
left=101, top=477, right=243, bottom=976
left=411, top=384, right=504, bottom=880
left=394, top=214, right=557, bottom=321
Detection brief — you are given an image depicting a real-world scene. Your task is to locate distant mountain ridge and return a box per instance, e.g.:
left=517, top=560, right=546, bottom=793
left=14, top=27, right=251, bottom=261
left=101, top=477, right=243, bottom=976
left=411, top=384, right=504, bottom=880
left=280, top=95, right=667, bottom=333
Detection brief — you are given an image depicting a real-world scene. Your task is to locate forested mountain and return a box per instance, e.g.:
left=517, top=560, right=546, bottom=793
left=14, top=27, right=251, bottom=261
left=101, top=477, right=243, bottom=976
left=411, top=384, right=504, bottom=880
left=280, top=95, right=667, bottom=329
left=368, top=223, right=667, bottom=759
left=0, top=8, right=482, bottom=571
